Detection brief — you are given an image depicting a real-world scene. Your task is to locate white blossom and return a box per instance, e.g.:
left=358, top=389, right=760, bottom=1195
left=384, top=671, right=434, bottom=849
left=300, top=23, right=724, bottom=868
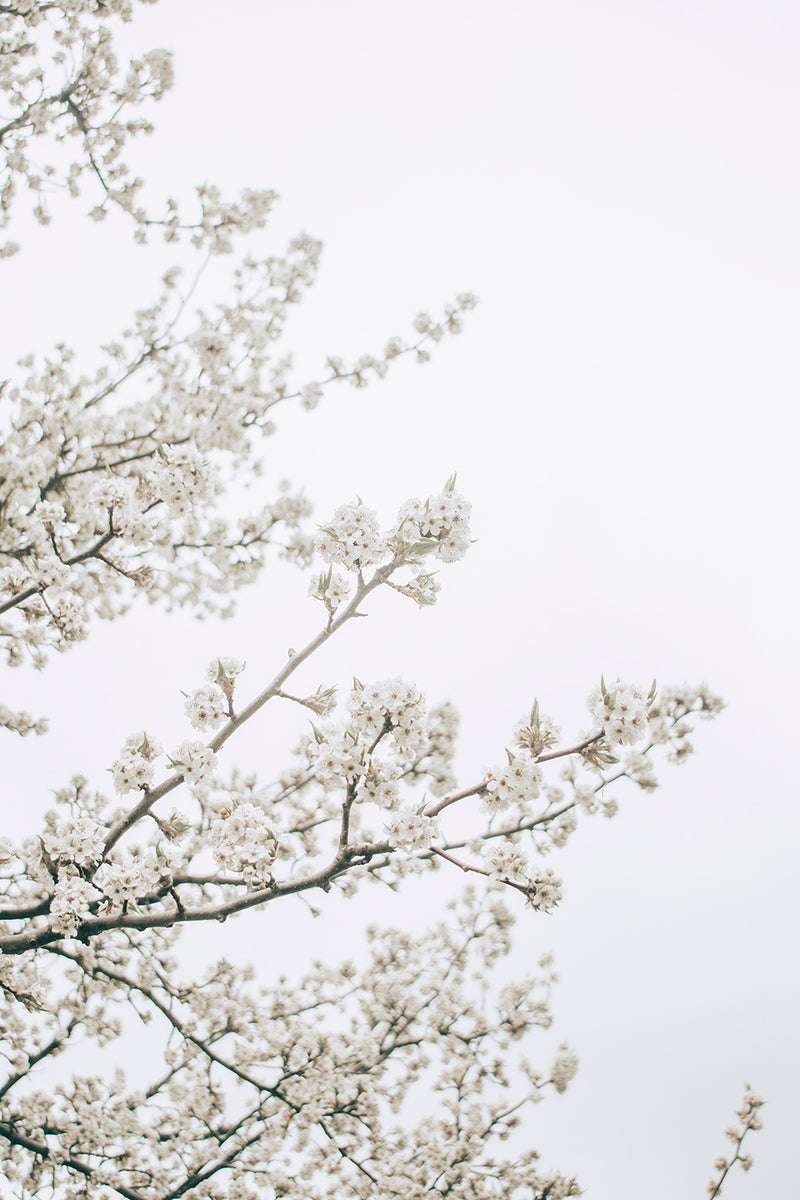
left=483, top=755, right=544, bottom=811
left=206, top=656, right=245, bottom=682
left=315, top=500, right=387, bottom=571
left=551, top=1043, right=579, bottom=1093
left=308, top=569, right=351, bottom=613
left=149, top=444, right=217, bottom=516
left=394, top=480, right=472, bottom=563
left=41, top=818, right=106, bottom=869
left=384, top=807, right=439, bottom=851
left=208, top=803, right=278, bottom=884
left=110, top=732, right=162, bottom=794
left=49, top=872, right=102, bottom=937
left=588, top=678, right=650, bottom=747
left=170, top=741, right=216, bottom=786
left=185, top=684, right=228, bottom=731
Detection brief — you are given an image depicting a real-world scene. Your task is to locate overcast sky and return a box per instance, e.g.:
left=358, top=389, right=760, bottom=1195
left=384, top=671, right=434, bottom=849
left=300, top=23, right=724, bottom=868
left=3, top=1, right=799, bottom=1196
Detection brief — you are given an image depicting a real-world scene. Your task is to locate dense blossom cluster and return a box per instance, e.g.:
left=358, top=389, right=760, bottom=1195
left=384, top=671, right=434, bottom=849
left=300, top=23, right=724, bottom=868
left=0, top=889, right=588, bottom=1197
left=110, top=731, right=162, bottom=794
left=314, top=479, right=472, bottom=585
left=393, top=481, right=473, bottom=562
left=315, top=501, right=385, bottom=571
left=93, top=843, right=182, bottom=913
left=184, top=684, right=228, bottom=731
left=484, top=754, right=545, bottom=811
left=384, top=807, right=440, bottom=851
left=40, top=816, right=105, bottom=870
left=169, top=740, right=217, bottom=789
left=148, top=444, right=217, bottom=516
left=208, top=803, right=277, bottom=884
left=587, top=677, right=652, bottom=747
left=47, top=872, right=102, bottom=937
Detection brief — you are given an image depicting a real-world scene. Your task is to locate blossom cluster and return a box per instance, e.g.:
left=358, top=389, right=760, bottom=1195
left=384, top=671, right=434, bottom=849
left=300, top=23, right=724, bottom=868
left=49, top=873, right=101, bottom=937
left=307, top=677, right=429, bottom=789
left=486, top=843, right=563, bottom=913
left=41, top=818, right=106, bottom=871
left=385, top=807, right=440, bottom=851
left=208, top=803, right=278, bottom=884
left=0, top=705, right=48, bottom=738
left=315, top=501, right=385, bottom=571
left=169, top=740, right=217, bottom=789
left=110, top=731, right=162, bottom=795
left=308, top=568, right=352, bottom=615
left=148, top=444, right=218, bottom=517
left=313, top=480, right=472, bottom=590
left=348, top=678, right=428, bottom=757
left=483, top=754, right=545, bottom=812
left=587, top=677, right=652, bottom=747
left=393, top=478, right=473, bottom=563
left=94, top=844, right=183, bottom=914
left=90, top=477, right=159, bottom=544
left=184, top=684, right=228, bottom=731
left=550, top=1044, right=580, bottom=1093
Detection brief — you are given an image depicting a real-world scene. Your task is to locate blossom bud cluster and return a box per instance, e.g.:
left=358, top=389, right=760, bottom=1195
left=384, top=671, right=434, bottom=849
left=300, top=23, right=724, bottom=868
left=512, top=702, right=561, bottom=757
left=308, top=569, right=351, bottom=615
left=208, top=803, right=277, bottom=885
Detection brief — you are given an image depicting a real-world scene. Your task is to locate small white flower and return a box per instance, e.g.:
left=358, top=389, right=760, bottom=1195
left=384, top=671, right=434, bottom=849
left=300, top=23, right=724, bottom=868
left=170, top=741, right=216, bottom=786
left=208, top=803, right=278, bottom=884
left=483, top=756, right=543, bottom=811
left=206, top=657, right=245, bottom=682
left=588, top=678, right=649, bottom=747
left=185, top=685, right=227, bottom=731
left=49, top=872, right=102, bottom=937
left=384, top=808, right=439, bottom=851
left=315, top=501, right=387, bottom=571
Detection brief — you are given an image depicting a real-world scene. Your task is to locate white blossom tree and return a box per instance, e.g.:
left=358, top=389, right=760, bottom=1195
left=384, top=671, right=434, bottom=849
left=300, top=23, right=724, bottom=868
left=0, top=4, right=764, bottom=1197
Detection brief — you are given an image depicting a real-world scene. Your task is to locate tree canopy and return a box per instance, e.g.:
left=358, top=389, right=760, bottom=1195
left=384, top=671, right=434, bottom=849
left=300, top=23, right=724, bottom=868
left=0, top=4, right=764, bottom=1198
